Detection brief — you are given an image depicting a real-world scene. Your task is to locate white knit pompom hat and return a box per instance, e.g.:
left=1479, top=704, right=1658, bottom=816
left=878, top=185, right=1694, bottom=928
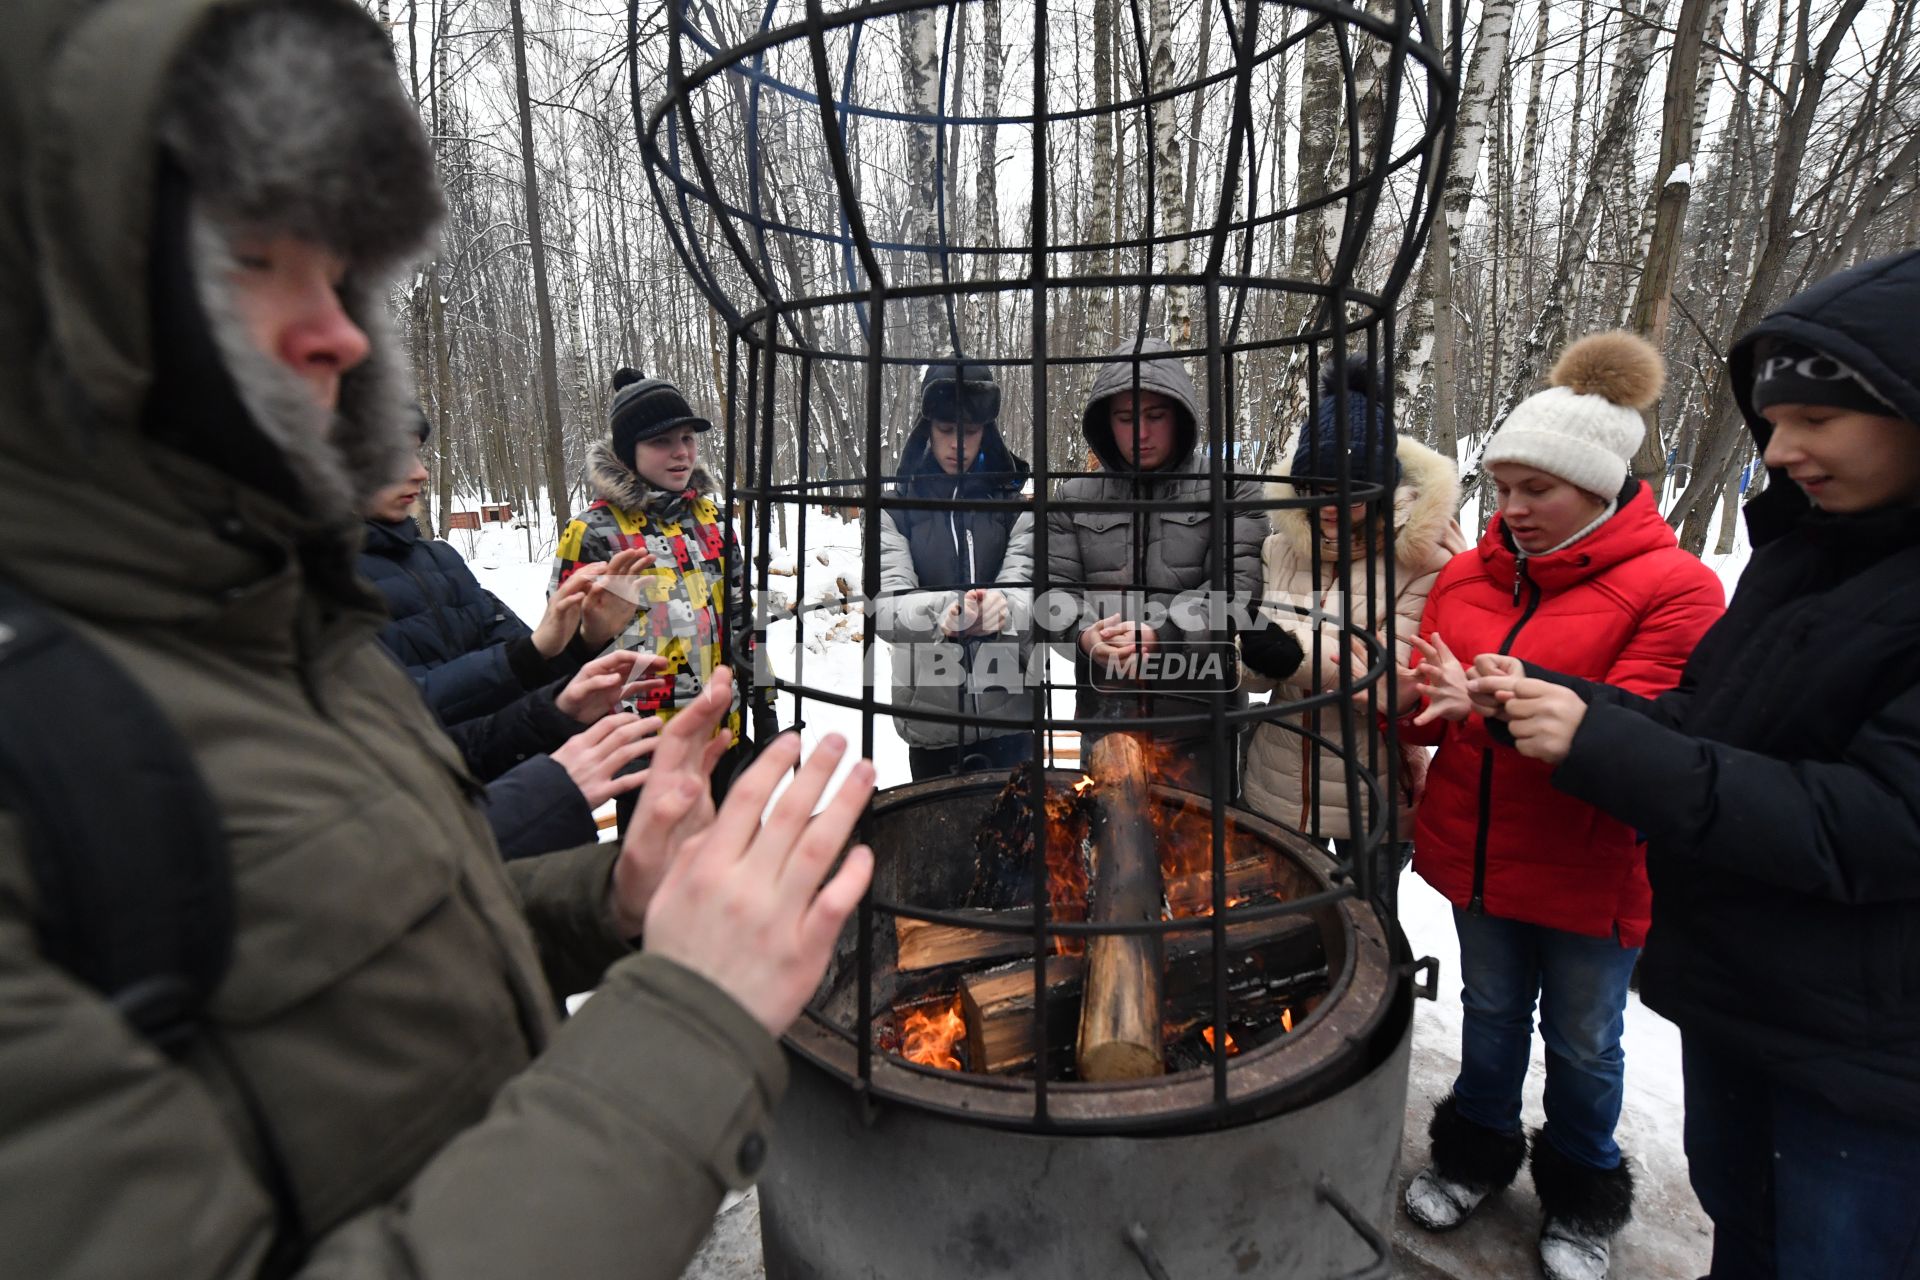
left=1483, top=331, right=1665, bottom=498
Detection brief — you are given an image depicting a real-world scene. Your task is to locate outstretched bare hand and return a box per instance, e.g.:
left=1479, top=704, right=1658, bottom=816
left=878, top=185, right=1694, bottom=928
left=580, top=547, right=655, bottom=649
left=550, top=713, right=661, bottom=808
left=556, top=649, right=667, bottom=724
left=1409, top=633, right=1473, bottom=726
left=643, top=732, right=876, bottom=1036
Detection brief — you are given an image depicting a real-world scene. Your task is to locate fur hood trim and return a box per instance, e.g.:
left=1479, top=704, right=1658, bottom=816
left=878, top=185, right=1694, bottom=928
left=1267, top=434, right=1460, bottom=570
left=587, top=438, right=717, bottom=513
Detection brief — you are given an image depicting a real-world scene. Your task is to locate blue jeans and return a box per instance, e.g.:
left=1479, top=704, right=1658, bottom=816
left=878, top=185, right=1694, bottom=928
left=1450, top=908, right=1639, bottom=1171
left=1683, top=1034, right=1920, bottom=1278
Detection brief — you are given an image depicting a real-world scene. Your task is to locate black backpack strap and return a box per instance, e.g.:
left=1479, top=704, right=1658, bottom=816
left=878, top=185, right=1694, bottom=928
left=0, top=583, right=314, bottom=1272
left=0, top=581, right=231, bottom=1052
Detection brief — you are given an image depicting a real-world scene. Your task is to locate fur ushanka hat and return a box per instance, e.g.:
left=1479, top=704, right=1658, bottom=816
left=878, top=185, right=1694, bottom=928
left=149, top=0, right=443, bottom=517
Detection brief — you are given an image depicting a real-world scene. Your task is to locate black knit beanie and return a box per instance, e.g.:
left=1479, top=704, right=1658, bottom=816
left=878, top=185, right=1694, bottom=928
left=609, top=368, right=710, bottom=467
left=1751, top=340, right=1897, bottom=417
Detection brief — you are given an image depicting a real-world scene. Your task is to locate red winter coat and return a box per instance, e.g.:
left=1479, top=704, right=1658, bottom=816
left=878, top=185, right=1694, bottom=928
left=1407, top=483, right=1723, bottom=945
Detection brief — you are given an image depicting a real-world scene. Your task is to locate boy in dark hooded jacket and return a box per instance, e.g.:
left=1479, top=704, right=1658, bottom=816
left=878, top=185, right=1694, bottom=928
left=876, top=362, right=1036, bottom=779
left=1480, top=250, right=1920, bottom=1278
left=1047, top=337, right=1268, bottom=795
left=360, top=409, right=661, bottom=858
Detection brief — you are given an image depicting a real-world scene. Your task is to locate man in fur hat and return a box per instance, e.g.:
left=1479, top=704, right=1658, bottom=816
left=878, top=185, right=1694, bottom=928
left=0, top=1, right=870, bottom=1274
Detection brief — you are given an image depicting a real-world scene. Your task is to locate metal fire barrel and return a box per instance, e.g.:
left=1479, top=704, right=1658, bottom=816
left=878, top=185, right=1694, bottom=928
left=759, top=968, right=1412, bottom=1280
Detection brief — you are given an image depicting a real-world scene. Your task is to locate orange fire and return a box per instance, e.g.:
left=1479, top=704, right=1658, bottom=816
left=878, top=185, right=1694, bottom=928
left=1041, top=776, right=1095, bottom=952
left=901, top=996, right=967, bottom=1071
left=1202, top=1025, right=1241, bottom=1057
left=1116, top=735, right=1238, bottom=885
left=1282, top=1008, right=1294, bottom=1033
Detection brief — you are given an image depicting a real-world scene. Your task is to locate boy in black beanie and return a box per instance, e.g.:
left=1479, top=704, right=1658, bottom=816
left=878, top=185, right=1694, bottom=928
left=552, top=369, right=749, bottom=746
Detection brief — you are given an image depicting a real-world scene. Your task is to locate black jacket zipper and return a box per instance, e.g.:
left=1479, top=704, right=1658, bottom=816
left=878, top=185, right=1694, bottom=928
left=1469, top=556, right=1541, bottom=914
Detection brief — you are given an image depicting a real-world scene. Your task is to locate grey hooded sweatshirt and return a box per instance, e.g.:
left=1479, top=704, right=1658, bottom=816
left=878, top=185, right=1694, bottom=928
left=1046, top=338, right=1269, bottom=754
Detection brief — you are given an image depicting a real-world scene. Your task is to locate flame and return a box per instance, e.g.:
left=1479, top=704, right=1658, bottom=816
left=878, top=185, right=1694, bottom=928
left=1040, top=776, right=1095, bottom=953
left=1115, top=735, right=1239, bottom=890
left=1202, top=1025, right=1241, bottom=1057
left=901, top=996, right=967, bottom=1071
left=1282, top=1008, right=1294, bottom=1033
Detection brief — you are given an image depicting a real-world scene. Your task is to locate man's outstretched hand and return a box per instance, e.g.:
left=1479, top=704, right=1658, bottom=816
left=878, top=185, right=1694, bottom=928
left=580, top=548, right=654, bottom=650
left=643, top=731, right=875, bottom=1036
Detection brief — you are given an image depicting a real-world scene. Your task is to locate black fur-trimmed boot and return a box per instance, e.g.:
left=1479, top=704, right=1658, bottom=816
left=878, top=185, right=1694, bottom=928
left=1403, top=1093, right=1530, bottom=1232
left=1531, top=1133, right=1635, bottom=1280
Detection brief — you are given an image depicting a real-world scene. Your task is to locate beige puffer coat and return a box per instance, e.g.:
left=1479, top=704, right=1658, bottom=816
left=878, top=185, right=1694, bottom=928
left=1241, top=436, right=1467, bottom=841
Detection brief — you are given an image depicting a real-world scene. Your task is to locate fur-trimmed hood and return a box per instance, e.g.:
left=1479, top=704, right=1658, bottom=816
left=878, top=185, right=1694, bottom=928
left=0, top=0, right=440, bottom=630
left=586, top=438, right=718, bottom=514
left=1267, top=434, right=1462, bottom=571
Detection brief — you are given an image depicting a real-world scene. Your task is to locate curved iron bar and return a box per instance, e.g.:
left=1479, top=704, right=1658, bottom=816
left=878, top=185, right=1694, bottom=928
left=640, top=5, right=1448, bottom=266
left=659, top=0, right=1442, bottom=131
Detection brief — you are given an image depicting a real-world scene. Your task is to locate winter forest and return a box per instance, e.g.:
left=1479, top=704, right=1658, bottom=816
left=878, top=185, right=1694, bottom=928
left=369, top=0, right=1920, bottom=557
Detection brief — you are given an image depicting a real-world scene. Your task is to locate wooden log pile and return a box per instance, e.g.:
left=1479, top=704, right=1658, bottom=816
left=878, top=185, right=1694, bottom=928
left=883, top=738, right=1333, bottom=1080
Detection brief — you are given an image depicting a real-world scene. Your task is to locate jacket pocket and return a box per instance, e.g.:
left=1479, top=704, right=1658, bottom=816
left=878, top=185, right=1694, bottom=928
left=1070, top=511, right=1128, bottom=536
left=210, top=785, right=461, bottom=1024
left=1157, top=509, right=1212, bottom=578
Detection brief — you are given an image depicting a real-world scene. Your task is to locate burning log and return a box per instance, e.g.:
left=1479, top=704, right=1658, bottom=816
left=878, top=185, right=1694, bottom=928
left=959, top=955, right=1087, bottom=1077
left=894, top=909, right=1034, bottom=972
left=959, top=909, right=1326, bottom=1075
left=964, top=762, right=1094, bottom=911
left=1077, top=734, right=1166, bottom=1082
left=899, top=858, right=1273, bottom=974
left=1164, top=858, right=1280, bottom=918
left=896, top=859, right=1278, bottom=974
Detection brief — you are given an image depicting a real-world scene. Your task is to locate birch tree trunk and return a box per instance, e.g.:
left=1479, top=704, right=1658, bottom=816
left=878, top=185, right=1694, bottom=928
left=1482, top=0, right=1660, bottom=460
left=1086, top=0, right=1115, bottom=353
left=972, top=0, right=1004, bottom=274
left=509, top=0, right=571, bottom=526
left=900, top=9, right=946, bottom=355
left=1274, top=24, right=1343, bottom=431
left=1182, top=7, right=1214, bottom=234
left=429, top=259, right=457, bottom=533
left=1148, top=0, right=1192, bottom=342
left=1501, top=0, right=1550, bottom=382
left=1399, top=0, right=1515, bottom=453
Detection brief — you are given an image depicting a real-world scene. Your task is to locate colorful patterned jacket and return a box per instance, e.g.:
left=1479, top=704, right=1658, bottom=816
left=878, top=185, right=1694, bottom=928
left=551, top=441, right=748, bottom=730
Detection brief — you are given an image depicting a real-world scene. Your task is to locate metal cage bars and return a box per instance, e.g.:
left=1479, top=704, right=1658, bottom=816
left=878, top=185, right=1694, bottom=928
left=635, top=0, right=1461, bottom=1130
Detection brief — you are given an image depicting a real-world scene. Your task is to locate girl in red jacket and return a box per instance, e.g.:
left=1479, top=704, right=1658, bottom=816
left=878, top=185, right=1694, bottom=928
left=1399, top=333, right=1723, bottom=1280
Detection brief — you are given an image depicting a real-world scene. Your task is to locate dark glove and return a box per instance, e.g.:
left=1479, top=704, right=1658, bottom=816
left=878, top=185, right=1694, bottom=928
left=1240, top=618, right=1306, bottom=680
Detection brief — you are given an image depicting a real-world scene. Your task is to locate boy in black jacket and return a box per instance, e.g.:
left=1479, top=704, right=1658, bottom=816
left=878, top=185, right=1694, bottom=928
left=1477, top=250, right=1920, bottom=1280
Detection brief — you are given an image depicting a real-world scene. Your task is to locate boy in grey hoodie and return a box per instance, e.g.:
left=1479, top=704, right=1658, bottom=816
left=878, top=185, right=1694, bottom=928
left=1046, top=338, right=1268, bottom=794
